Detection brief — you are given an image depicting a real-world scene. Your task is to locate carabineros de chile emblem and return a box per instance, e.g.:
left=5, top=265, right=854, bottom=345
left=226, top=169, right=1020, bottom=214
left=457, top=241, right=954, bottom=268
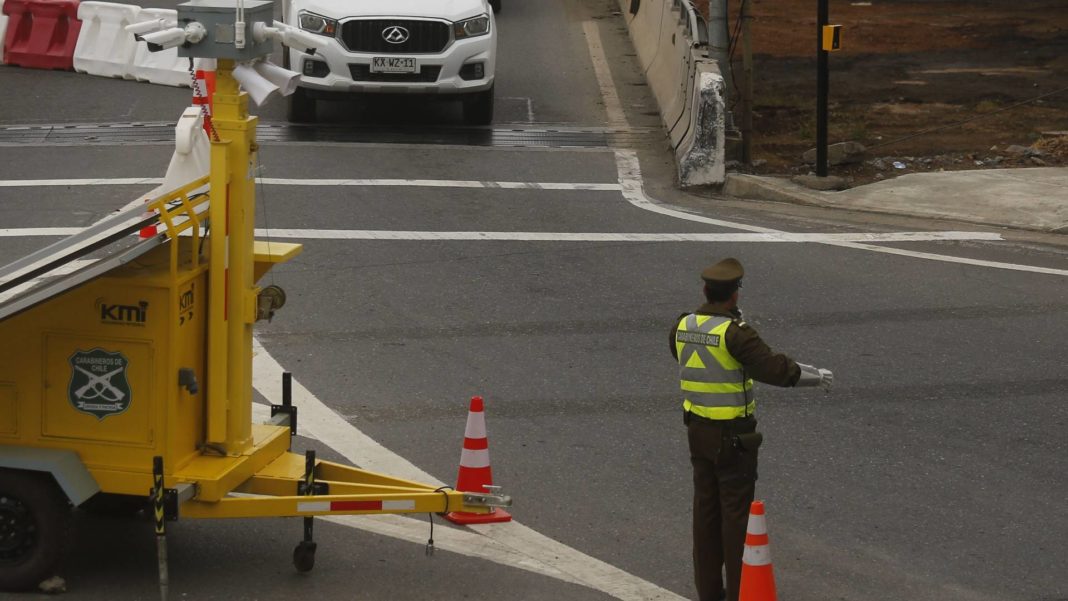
left=68, top=349, right=132, bottom=420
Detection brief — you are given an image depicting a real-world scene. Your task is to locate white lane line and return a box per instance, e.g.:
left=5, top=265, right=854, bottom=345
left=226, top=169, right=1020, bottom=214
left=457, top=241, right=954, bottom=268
left=501, top=97, right=536, bottom=123
left=0, top=178, right=162, bottom=187
left=258, top=179, right=621, bottom=191
left=582, top=20, right=629, bottom=129
left=819, top=241, right=1068, bottom=276
left=250, top=339, right=684, bottom=601
left=613, top=150, right=1068, bottom=278
left=0, top=177, right=622, bottom=191
left=0, top=228, right=1002, bottom=243
left=251, top=230, right=1002, bottom=243
left=615, top=151, right=779, bottom=233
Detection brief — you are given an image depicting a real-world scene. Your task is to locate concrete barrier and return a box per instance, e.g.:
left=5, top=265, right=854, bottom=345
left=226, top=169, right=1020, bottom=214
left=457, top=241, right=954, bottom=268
left=130, top=7, right=189, bottom=87
left=74, top=1, right=141, bottom=79
left=676, top=60, right=725, bottom=186
left=619, top=0, right=725, bottom=187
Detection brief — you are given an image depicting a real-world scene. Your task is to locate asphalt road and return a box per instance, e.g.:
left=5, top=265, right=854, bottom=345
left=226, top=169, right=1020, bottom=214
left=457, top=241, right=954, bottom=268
left=1, top=0, right=1067, bottom=599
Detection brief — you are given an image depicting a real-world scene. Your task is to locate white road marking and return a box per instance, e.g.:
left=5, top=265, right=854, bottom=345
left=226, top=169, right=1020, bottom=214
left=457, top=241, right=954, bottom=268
left=256, top=178, right=621, bottom=191
left=0, top=178, right=162, bottom=187
left=0, top=228, right=1002, bottom=244
left=251, top=229, right=1002, bottom=243
left=582, top=21, right=629, bottom=129
left=501, top=97, right=536, bottom=123
left=0, top=177, right=622, bottom=191
left=612, top=150, right=1068, bottom=278
left=250, top=339, right=685, bottom=601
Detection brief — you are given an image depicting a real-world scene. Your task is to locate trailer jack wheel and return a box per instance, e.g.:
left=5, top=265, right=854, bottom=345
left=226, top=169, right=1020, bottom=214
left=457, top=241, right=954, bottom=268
left=293, top=540, right=317, bottom=573
left=0, top=470, right=71, bottom=592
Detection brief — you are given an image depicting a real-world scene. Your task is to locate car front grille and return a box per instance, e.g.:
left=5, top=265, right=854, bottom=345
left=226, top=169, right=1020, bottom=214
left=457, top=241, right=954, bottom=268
left=340, top=20, right=451, bottom=54
left=348, top=64, right=442, bottom=83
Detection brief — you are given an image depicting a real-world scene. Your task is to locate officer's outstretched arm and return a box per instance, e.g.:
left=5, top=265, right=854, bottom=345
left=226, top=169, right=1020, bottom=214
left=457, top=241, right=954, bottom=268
left=796, top=363, right=834, bottom=390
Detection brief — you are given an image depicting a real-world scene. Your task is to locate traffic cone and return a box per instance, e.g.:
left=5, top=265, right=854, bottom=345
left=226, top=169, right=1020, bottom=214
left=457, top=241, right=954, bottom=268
left=444, top=396, right=512, bottom=525
left=739, top=500, right=777, bottom=601
left=192, top=58, right=216, bottom=137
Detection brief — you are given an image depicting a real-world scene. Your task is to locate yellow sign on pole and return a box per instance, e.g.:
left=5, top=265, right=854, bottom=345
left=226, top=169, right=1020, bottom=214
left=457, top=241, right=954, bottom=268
left=822, top=24, right=842, bottom=51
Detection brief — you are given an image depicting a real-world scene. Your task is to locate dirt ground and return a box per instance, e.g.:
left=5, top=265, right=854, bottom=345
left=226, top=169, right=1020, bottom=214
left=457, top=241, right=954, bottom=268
left=707, top=0, right=1068, bottom=185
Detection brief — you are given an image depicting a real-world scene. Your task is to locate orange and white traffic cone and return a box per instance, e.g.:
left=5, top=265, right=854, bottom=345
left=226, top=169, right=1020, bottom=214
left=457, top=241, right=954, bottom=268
left=739, top=500, right=777, bottom=601
left=192, top=58, right=216, bottom=137
left=445, top=396, right=512, bottom=525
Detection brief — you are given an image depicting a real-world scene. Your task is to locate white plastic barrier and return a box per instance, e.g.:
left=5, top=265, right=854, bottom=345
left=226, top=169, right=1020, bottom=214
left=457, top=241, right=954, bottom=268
left=0, top=0, right=8, bottom=64
left=130, top=7, right=190, bottom=87
left=73, top=2, right=142, bottom=79
left=138, top=107, right=211, bottom=208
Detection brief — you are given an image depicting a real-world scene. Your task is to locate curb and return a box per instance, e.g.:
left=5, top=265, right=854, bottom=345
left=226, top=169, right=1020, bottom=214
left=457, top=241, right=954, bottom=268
left=723, top=172, right=1068, bottom=234
left=723, top=173, right=834, bottom=208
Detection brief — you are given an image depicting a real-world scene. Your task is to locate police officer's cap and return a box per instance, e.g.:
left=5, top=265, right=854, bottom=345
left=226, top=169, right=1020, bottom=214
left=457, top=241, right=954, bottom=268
left=701, top=258, right=744, bottom=284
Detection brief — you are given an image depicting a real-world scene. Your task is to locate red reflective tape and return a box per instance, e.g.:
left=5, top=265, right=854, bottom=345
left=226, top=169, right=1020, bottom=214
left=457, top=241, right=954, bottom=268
left=223, top=268, right=229, bottom=321
left=463, top=437, right=489, bottom=450
left=746, top=533, right=769, bottom=546
left=330, top=501, right=382, bottom=511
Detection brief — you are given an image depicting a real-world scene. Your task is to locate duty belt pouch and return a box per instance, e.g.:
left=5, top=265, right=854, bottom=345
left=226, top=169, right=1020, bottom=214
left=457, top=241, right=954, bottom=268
left=735, top=432, right=763, bottom=451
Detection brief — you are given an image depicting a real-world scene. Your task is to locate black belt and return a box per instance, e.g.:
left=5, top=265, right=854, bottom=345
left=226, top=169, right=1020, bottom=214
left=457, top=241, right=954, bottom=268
left=684, top=411, right=755, bottom=428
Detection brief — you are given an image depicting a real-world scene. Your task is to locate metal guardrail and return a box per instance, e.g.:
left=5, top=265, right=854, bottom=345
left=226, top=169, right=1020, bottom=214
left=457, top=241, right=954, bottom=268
left=672, top=0, right=709, bottom=47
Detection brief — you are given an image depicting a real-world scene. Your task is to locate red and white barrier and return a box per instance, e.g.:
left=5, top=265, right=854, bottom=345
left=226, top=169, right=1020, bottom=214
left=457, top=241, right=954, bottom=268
left=2, top=0, right=82, bottom=70
left=130, top=7, right=189, bottom=87
left=5, top=0, right=192, bottom=88
left=73, top=1, right=140, bottom=79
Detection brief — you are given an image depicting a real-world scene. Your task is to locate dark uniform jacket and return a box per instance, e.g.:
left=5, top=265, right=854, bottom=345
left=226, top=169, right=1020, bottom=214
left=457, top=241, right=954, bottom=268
left=670, top=302, right=801, bottom=387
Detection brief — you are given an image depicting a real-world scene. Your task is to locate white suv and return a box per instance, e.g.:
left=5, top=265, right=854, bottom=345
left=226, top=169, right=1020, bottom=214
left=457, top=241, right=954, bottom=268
left=282, top=0, right=499, bottom=124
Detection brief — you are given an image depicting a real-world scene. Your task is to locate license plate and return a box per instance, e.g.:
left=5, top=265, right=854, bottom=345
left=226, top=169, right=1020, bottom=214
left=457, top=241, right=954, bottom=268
left=371, top=57, right=417, bottom=73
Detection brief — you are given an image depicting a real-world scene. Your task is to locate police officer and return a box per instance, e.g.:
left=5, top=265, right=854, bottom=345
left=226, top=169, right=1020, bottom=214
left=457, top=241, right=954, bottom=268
left=670, top=257, right=832, bottom=601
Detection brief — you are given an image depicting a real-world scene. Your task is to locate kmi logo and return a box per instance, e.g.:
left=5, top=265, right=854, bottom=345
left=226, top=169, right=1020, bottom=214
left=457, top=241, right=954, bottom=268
left=98, top=300, right=149, bottom=326
left=178, top=283, right=195, bottom=326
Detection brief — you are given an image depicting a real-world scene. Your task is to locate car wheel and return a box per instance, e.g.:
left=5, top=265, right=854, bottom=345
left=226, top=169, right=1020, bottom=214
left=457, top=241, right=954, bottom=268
left=462, top=87, right=494, bottom=126
left=288, top=87, right=317, bottom=123
left=490, top=0, right=501, bottom=13
left=0, top=470, right=71, bottom=592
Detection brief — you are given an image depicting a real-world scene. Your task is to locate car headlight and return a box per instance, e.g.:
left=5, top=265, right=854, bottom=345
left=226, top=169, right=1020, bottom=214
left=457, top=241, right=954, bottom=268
left=298, top=11, right=338, bottom=37
left=454, top=15, right=490, bottom=39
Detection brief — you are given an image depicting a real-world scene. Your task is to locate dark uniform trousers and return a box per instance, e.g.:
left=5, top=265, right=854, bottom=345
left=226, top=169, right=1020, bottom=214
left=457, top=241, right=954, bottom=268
left=687, top=413, right=758, bottom=601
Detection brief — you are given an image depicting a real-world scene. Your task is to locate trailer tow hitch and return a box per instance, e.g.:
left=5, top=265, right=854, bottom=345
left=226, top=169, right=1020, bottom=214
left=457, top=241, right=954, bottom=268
left=462, top=486, right=512, bottom=510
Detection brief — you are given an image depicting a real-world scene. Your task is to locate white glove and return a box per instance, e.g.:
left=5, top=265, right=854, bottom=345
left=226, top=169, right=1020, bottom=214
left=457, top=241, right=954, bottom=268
left=817, top=368, right=834, bottom=391
left=797, top=363, right=834, bottom=391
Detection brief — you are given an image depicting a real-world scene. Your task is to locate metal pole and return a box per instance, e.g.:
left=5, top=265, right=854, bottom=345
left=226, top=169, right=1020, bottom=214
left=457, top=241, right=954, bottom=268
left=708, top=0, right=732, bottom=99
left=816, top=0, right=829, bottom=177
left=740, top=0, right=753, bottom=165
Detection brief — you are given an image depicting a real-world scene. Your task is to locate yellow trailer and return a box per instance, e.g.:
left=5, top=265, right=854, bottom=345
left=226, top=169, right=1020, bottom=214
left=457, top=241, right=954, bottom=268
left=0, top=17, right=509, bottom=593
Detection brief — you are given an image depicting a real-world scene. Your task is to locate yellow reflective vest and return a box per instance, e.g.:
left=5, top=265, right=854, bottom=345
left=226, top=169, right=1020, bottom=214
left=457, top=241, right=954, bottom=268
left=675, top=313, right=755, bottom=419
